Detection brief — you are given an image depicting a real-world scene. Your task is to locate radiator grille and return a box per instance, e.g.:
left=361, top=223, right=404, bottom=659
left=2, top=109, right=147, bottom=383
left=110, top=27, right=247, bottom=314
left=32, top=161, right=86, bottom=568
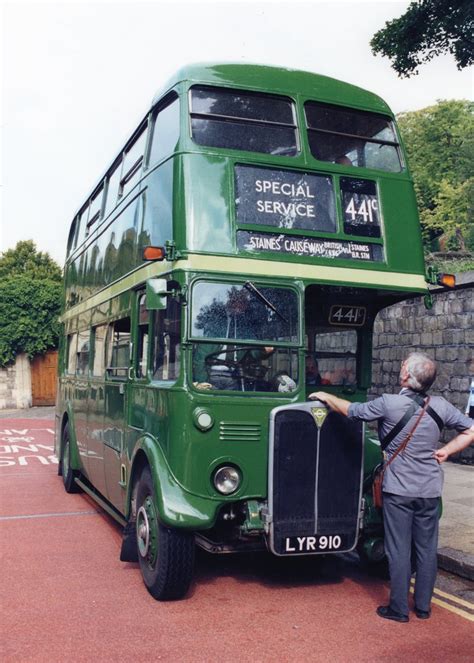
left=219, top=421, right=261, bottom=443
left=270, top=406, right=363, bottom=555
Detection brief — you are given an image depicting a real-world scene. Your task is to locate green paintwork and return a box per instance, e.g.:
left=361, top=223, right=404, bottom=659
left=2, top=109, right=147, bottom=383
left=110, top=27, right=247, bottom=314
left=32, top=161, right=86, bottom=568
left=129, top=434, right=220, bottom=528
left=55, top=64, right=427, bottom=548
left=152, top=63, right=393, bottom=114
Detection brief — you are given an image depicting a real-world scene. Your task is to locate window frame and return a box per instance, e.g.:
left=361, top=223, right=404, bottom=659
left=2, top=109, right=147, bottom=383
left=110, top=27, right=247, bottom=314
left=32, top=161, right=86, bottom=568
left=135, top=292, right=151, bottom=381
left=312, top=326, right=359, bottom=387
left=66, top=332, right=78, bottom=375
left=91, top=324, right=108, bottom=378
left=119, top=124, right=148, bottom=199
left=146, top=92, right=180, bottom=168
left=304, top=101, right=402, bottom=172
left=75, top=329, right=91, bottom=377
left=188, top=84, right=300, bottom=157
left=105, top=317, right=132, bottom=381
left=189, top=278, right=301, bottom=347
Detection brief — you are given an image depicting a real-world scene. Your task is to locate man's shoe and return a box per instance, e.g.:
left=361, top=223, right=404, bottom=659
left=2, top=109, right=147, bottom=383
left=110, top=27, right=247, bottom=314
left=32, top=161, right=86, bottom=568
left=414, top=607, right=431, bottom=619
left=376, top=605, right=409, bottom=622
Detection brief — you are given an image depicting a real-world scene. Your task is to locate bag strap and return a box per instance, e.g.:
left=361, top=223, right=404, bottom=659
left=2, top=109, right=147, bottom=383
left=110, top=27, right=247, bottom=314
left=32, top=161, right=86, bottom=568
left=380, top=400, right=419, bottom=450
left=406, top=392, right=443, bottom=432
left=383, top=397, right=431, bottom=470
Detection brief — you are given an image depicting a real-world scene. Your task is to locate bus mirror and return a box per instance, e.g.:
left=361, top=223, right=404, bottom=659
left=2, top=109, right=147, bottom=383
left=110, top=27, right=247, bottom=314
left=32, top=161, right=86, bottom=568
left=146, top=278, right=168, bottom=310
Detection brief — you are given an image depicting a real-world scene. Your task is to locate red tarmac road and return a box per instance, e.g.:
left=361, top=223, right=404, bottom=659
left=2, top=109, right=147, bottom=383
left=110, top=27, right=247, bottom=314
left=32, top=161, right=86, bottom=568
left=1, top=419, right=472, bottom=663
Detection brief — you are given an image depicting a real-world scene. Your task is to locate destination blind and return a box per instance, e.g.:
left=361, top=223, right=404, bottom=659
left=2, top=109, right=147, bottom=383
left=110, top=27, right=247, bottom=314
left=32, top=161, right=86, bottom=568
left=235, top=164, right=336, bottom=232
left=237, top=230, right=384, bottom=262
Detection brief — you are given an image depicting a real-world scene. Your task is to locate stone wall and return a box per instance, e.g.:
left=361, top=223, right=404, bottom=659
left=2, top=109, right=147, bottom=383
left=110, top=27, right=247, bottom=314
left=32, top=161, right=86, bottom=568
left=0, top=354, right=32, bottom=410
left=371, top=283, right=474, bottom=462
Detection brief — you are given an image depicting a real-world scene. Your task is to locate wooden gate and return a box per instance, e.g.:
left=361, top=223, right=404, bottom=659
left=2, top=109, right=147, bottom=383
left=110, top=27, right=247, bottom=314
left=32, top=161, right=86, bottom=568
left=31, top=350, right=58, bottom=406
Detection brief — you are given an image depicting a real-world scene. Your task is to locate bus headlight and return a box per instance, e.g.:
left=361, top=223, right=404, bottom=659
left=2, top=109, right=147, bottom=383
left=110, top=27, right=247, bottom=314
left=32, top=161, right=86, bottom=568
left=213, top=466, right=241, bottom=495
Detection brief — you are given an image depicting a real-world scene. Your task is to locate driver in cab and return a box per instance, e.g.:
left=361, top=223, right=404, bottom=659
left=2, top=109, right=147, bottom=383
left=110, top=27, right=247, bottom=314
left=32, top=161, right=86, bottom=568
left=193, top=345, right=274, bottom=391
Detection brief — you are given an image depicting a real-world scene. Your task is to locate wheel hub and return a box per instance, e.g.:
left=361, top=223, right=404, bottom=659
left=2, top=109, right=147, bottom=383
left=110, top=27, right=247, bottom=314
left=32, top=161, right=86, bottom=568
left=136, top=496, right=158, bottom=565
left=137, top=506, right=151, bottom=558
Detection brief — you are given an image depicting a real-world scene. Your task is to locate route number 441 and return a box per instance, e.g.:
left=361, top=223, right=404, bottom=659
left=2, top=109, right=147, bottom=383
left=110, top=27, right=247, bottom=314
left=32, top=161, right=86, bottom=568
left=345, top=196, right=378, bottom=224
left=329, top=305, right=366, bottom=326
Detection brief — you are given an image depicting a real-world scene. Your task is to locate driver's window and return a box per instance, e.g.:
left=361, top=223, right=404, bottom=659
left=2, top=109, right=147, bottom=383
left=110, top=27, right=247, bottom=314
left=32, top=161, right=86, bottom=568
left=152, top=292, right=181, bottom=381
left=136, top=294, right=149, bottom=379
left=313, top=328, right=357, bottom=386
left=192, top=343, right=298, bottom=393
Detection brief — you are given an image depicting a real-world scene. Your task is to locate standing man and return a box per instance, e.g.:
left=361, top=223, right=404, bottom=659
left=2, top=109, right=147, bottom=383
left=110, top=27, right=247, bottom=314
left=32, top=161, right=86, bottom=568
left=309, top=352, right=474, bottom=623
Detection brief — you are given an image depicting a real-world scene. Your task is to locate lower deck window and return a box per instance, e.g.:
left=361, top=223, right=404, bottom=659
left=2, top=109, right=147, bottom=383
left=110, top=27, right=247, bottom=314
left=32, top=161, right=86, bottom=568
left=106, top=318, right=131, bottom=379
left=312, top=328, right=357, bottom=386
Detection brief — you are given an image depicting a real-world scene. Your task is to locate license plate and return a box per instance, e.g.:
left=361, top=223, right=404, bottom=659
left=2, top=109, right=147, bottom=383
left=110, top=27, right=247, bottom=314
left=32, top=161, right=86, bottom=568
left=282, top=534, right=345, bottom=554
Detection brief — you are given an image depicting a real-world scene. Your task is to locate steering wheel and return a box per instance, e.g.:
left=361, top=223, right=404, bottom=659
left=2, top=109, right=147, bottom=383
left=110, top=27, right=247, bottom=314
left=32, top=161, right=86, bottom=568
left=205, top=346, right=269, bottom=380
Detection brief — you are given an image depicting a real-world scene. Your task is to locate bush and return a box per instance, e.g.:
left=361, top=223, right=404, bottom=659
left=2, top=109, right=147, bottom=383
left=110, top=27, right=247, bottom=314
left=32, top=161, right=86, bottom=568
left=0, top=277, right=62, bottom=366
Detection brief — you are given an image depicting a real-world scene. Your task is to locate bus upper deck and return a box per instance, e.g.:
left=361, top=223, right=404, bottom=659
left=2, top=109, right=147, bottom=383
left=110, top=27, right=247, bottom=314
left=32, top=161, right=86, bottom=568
left=63, top=63, right=426, bottom=313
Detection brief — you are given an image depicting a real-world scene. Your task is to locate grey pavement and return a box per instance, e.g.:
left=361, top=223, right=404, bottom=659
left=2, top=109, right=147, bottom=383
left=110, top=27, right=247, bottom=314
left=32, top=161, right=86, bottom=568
left=438, top=462, right=474, bottom=580
left=0, top=406, right=473, bottom=578
left=0, top=406, right=55, bottom=419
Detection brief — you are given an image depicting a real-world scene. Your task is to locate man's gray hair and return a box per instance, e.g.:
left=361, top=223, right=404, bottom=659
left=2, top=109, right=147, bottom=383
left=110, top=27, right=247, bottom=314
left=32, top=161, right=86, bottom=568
left=403, top=352, right=437, bottom=392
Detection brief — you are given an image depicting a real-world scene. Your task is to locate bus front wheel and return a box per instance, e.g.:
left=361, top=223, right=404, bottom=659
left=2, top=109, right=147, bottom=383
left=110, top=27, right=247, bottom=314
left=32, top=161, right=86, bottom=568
left=136, top=466, right=195, bottom=600
left=61, top=423, right=81, bottom=493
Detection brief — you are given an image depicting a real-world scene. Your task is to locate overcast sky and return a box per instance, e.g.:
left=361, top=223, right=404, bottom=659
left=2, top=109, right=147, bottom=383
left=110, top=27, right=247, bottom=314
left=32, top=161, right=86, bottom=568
left=2, top=0, right=473, bottom=266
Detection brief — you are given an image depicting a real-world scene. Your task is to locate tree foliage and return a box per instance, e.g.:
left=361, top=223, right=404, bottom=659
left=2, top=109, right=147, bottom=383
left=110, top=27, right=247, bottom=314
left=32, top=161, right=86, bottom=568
left=0, top=239, right=62, bottom=282
left=397, top=100, right=474, bottom=250
left=0, top=242, right=62, bottom=366
left=371, top=0, right=474, bottom=77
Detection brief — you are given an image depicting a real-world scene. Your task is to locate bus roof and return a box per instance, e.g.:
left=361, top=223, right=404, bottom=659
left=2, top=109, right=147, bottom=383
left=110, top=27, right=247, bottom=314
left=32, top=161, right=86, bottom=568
left=152, top=62, right=393, bottom=116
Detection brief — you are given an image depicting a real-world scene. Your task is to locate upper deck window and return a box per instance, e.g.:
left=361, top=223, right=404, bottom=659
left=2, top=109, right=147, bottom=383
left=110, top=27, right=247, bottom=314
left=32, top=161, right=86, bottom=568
left=190, top=86, right=298, bottom=156
left=148, top=95, right=180, bottom=166
left=104, top=161, right=122, bottom=218
left=121, top=127, right=147, bottom=197
left=87, top=186, right=104, bottom=233
left=305, top=102, right=402, bottom=173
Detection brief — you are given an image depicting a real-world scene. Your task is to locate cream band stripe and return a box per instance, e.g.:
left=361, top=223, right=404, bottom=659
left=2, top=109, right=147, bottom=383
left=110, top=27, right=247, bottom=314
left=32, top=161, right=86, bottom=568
left=61, top=254, right=427, bottom=322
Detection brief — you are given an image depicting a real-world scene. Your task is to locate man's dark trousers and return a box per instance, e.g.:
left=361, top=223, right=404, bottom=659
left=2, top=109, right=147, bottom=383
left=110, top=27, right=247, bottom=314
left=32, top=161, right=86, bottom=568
left=383, top=493, right=440, bottom=616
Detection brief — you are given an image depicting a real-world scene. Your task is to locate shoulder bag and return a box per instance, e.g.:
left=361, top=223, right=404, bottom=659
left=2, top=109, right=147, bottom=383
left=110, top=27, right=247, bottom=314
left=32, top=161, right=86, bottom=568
left=372, top=397, right=430, bottom=508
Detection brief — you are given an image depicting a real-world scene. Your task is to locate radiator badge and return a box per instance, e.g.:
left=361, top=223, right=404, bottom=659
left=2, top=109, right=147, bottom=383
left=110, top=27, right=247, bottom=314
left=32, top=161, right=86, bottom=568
left=311, top=406, right=327, bottom=429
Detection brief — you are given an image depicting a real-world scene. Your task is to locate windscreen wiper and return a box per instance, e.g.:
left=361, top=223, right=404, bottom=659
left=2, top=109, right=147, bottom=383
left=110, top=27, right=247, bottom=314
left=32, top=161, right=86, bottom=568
left=244, top=281, right=288, bottom=323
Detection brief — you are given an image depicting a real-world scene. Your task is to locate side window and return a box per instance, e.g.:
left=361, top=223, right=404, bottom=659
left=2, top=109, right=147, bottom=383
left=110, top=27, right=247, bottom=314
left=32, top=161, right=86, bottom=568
left=314, top=328, right=358, bottom=386
left=136, top=294, right=149, bottom=379
left=92, top=324, right=107, bottom=377
left=121, top=128, right=147, bottom=198
left=66, top=333, right=78, bottom=374
left=87, top=186, right=104, bottom=234
left=104, top=160, right=122, bottom=218
left=67, top=219, right=78, bottom=256
left=75, top=205, right=89, bottom=249
left=76, top=330, right=90, bottom=376
left=152, top=291, right=181, bottom=381
left=148, top=96, right=180, bottom=166
left=106, top=317, right=131, bottom=379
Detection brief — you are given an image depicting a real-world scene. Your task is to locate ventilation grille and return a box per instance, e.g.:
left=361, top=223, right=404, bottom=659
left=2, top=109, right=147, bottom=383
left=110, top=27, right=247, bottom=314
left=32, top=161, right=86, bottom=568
left=219, top=421, right=261, bottom=443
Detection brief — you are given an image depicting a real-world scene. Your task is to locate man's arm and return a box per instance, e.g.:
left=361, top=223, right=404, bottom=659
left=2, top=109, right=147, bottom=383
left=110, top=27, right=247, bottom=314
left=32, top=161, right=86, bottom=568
left=309, top=391, right=351, bottom=416
left=434, top=425, right=474, bottom=463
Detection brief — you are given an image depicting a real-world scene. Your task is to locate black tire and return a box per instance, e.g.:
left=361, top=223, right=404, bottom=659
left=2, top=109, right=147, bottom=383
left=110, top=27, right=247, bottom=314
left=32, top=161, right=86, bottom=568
left=357, top=542, right=389, bottom=579
left=61, top=423, right=80, bottom=493
left=136, top=466, right=195, bottom=600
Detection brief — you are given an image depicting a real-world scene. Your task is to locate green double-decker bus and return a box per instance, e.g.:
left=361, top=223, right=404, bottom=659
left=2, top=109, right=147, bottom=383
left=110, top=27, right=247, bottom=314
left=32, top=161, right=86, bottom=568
left=55, top=63, right=429, bottom=600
